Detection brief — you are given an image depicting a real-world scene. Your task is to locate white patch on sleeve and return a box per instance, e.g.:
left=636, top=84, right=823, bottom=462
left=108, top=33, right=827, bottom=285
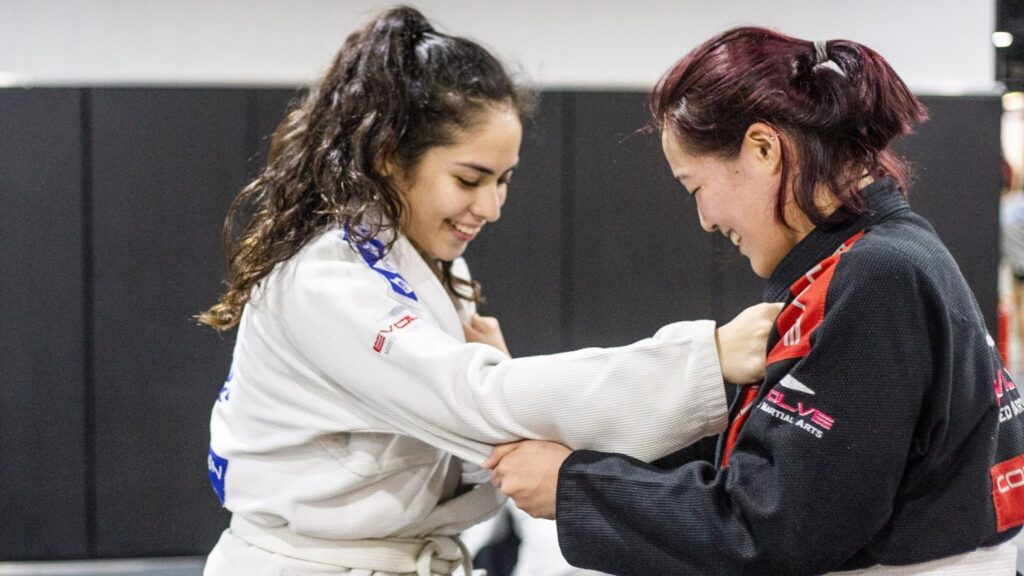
left=779, top=374, right=816, bottom=395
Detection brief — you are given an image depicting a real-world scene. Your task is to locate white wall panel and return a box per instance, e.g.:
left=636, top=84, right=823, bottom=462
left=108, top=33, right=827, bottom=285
left=0, top=0, right=997, bottom=93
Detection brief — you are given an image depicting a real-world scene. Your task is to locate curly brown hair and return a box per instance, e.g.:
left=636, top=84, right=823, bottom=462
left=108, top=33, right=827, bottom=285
left=199, top=6, right=532, bottom=330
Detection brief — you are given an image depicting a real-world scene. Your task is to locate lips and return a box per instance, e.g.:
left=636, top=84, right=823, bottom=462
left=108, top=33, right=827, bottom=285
left=446, top=219, right=481, bottom=241
left=725, top=229, right=741, bottom=247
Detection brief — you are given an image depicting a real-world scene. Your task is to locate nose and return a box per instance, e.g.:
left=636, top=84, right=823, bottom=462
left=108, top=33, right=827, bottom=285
left=472, top=183, right=504, bottom=222
left=696, top=206, right=716, bottom=233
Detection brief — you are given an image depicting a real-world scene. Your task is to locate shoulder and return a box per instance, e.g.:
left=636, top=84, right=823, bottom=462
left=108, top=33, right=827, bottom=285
left=851, top=216, right=950, bottom=271
left=262, top=228, right=391, bottom=304
left=827, top=218, right=951, bottom=307
left=285, top=227, right=366, bottom=277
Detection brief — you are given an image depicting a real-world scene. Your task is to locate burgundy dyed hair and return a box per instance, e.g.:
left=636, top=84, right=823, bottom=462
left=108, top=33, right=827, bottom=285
left=652, top=27, right=928, bottom=228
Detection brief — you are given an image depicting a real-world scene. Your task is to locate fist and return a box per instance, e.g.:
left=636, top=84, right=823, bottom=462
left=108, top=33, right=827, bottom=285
left=463, top=314, right=510, bottom=356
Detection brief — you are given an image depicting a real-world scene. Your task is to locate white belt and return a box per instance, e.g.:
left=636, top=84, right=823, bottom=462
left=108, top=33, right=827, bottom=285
left=827, top=541, right=1018, bottom=575
left=229, top=515, right=475, bottom=576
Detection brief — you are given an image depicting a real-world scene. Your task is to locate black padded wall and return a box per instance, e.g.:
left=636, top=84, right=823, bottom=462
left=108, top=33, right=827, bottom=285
left=466, top=93, right=567, bottom=356
left=250, top=89, right=303, bottom=173
left=568, top=92, right=718, bottom=348
left=895, top=95, right=1002, bottom=334
left=0, top=88, right=90, bottom=559
left=0, top=87, right=1003, bottom=560
left=711, top=235, right=767, bottom=323
left=89, top=89, right=246, bottom=556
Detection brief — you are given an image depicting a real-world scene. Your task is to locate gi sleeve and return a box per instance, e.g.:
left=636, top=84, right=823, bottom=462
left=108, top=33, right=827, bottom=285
left=555, top=251, right=936, bottom=576
left=269, top=243, right=728, bottom=466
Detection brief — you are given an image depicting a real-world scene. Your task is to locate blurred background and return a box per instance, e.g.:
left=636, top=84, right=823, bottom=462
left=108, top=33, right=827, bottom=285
left=0, top=0, right=1017, bottom=574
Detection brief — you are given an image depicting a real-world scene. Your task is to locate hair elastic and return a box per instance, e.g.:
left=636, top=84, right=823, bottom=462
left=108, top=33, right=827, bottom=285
left=813, top=40, right=846, bottom=77
left=814, top=40, right=829, bottom=64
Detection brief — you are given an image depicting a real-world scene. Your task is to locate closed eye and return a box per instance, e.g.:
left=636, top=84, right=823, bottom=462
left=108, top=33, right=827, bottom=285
left=457, top=177, right=481, bottom=188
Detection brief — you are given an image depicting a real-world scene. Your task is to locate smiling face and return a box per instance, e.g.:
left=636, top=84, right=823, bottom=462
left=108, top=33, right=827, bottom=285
left=660, top=124, right=813, bottom=278
left=397, top=104, right=523, bottom=261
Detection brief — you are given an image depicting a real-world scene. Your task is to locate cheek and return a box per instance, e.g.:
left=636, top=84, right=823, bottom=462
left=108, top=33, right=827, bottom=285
left=404, top=194, right=428, bottom=227
left=404, top=191, right=443, bottom=236
left=753, top=225, right=793, bottom=271
left=409, top=186, right=450, bottom=223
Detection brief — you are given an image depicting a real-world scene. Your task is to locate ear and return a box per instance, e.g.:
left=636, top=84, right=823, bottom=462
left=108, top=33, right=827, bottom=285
left=378, top=157, right=412, bottom=201
left=742, top=122, right=782, bottom=175
left=378, top=156, right=399, bottom=179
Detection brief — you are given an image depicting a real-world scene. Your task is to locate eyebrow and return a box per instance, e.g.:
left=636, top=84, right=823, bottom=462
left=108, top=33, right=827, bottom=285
left=456, top=162, right=518, bottom=176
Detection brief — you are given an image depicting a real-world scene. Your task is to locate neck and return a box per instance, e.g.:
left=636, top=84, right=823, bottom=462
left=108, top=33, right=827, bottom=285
left=782, top=172, right=873, bottom=244
left=807, top=170, right=876, bottom=226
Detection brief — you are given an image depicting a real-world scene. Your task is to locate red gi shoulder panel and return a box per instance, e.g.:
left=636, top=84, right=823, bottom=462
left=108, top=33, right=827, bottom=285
left=767, top=230, right=867, bottom=366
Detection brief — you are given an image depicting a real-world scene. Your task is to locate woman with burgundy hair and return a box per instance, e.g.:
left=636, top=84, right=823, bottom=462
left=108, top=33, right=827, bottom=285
left=486, top=26, right=1024, bottom=575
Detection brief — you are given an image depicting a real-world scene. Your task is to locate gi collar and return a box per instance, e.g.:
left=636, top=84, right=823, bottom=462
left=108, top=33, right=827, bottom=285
left=764, top=178, right=910, bottom=303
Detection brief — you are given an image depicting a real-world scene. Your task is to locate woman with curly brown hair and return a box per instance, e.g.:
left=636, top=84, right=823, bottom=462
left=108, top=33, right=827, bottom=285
left=199, top=8, right=779, bottom=576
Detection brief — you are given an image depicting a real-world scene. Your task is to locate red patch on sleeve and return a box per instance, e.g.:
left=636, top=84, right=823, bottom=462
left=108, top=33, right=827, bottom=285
left=991, top=454, right=1024, bottom=531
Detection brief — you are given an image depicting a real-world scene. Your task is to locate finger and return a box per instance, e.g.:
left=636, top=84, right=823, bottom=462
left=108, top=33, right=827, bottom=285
left=482, top=442, right=521, bottom=469
left=462, top=321, right=482, bottom=341
left=499, top=481, right=517, bottom=497
left=491, top=465, right=515, bottom=495
left=482, top=443, right=518, bottom=469
left=474, top=315, right=501, bottom=331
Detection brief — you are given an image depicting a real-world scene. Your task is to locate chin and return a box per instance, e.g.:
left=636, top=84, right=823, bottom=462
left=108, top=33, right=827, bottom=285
left=749, top=258, right=773, bottom=279
left=435, top=246, right=466, bottom=263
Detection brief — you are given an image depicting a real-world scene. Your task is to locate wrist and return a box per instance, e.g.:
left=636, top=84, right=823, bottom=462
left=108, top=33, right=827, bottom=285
left=715, top=326, right=730, bottom=383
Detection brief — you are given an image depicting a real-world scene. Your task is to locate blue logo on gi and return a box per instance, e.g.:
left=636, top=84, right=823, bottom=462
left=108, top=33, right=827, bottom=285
left=217, top=364, right=233, bottom=403
left=341, top=226, right=418, bottom=302
left=208, top=446, right=228, bottom=505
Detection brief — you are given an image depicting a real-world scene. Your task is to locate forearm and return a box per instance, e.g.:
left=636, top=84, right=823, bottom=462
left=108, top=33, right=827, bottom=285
left=464, top=320, right=727, bottom=462
left=281, top=259, right=727, bottom=464
left=556, top=449, right=872, bottom=576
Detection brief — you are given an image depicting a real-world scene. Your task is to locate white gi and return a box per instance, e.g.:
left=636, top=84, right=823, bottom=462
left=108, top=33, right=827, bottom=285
left=204, top=227, right=728, bottom=575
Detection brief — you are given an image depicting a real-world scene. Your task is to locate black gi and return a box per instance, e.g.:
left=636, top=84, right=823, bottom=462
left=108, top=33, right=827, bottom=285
left=556, top=179, right=1024, bottom=575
